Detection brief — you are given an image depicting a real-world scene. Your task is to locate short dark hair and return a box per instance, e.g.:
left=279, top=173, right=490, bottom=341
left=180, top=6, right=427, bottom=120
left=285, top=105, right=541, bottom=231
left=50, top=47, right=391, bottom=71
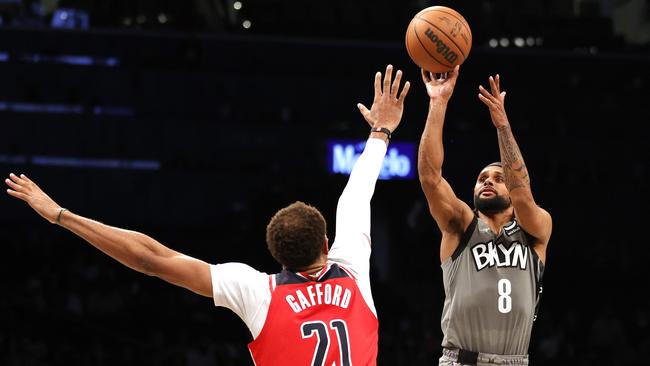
left=266, top=201, right=326, bottom=270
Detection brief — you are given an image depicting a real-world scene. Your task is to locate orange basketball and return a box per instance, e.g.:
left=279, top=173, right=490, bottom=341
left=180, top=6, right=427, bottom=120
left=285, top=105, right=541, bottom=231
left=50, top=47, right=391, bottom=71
left=405, top=6, right=472, bottom=73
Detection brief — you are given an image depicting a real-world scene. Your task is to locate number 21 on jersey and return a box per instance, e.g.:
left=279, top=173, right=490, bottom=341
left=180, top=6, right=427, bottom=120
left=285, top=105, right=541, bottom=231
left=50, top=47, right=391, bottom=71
left=301, top=319, right=351, bottom=366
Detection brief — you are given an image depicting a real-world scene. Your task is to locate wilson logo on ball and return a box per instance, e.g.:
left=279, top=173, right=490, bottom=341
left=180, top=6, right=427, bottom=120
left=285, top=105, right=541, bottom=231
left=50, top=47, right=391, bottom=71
left=424, top=28, right=458, bottom=64
left=404, top=6, right=472, bottom=73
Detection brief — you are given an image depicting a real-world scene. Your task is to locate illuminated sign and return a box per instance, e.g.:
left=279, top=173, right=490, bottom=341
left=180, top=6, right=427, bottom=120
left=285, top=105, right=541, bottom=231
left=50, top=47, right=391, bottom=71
left=326, top=139, right=416, bottom=180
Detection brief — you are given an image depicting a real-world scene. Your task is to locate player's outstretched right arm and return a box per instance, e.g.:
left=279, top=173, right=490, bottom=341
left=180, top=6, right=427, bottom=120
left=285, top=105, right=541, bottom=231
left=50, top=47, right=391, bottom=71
left=5, top=173, right=213, bottom=297
left=417, top=66, right=474, bottom=261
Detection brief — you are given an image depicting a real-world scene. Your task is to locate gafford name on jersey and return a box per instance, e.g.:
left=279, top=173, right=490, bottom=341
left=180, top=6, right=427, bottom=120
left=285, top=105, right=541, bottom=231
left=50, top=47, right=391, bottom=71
left=285, top=283, right=352, bottom=313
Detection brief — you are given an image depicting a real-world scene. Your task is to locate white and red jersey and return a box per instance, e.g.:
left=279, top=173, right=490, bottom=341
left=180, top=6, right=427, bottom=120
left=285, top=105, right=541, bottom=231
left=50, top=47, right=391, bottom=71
left=249, top=264, right=378, bottom=365
left=210, top=138, right=387, bottom=365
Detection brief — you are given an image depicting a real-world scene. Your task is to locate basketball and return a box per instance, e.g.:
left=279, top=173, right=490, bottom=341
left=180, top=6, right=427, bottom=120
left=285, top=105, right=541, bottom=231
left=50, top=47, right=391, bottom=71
left=405, top=6, right=472, bottom=73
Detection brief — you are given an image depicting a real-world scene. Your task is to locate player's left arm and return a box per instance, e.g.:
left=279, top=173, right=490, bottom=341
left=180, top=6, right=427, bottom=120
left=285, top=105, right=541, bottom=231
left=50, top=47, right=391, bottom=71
left=330, top=64, right=410, bottom=266
left=5, top=173, right=213, bottom=297
left=478, top=75, right=552, bottom=252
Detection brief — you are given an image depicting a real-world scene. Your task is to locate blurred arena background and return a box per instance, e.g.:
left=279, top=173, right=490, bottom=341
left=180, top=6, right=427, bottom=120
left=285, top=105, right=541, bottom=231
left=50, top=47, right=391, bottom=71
left=0, top=0, right=648, bottom=365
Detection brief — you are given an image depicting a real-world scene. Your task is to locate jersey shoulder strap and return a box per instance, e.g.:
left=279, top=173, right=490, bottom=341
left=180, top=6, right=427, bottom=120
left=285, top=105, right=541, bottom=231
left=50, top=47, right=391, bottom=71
left=451, top=214, right=478, bottom=261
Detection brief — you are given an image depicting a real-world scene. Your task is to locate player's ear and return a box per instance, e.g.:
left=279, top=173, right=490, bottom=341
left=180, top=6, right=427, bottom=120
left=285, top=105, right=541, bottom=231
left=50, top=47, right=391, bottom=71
left=323, top=236, right=329, bottom=254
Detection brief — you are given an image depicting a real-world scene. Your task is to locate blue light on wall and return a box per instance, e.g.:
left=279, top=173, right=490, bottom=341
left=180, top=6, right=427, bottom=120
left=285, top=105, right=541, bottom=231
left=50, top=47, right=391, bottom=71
left=0, top=154, right=160, bottom=171
left=326, top=139, right=416, bottom=180
left=51, top=8, right=89, bottom=30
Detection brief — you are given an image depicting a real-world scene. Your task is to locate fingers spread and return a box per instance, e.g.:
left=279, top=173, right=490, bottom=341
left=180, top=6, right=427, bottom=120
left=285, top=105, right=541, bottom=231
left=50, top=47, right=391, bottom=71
left=478, top=85, right=493, bottom=100
left=421, top=68, right=432, bottom=83
left=374, top=71, right=382, bottom=97
left=398, top=81, right=411, bottom=102
left=9, top=172, right=25, bottom=184
left=6, top=189, right=27, bottom=200
left=391, top=69, right=403, bottom=97
left=489, top=76, right=500, bottom=96
left=357, top=103, right=370, bottom=115
left=357, top=103, right=375, bottom=127
left=478, top=85, right=496, bottom=105
left=478, top=93, right=493, bottom=107
left=5, top=178, right=26, bottom=192
left=383, top=64, right=393, bottom=94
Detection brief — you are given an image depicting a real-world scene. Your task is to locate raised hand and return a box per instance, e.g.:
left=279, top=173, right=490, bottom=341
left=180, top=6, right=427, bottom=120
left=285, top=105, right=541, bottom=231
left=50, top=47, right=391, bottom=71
left=357, top=64, right=411, bottom=133
left=478, top=74, right=509, bottom=129
left=5, top=173, right=62, bottom=224
left=422, top=65, right=459, bottom=103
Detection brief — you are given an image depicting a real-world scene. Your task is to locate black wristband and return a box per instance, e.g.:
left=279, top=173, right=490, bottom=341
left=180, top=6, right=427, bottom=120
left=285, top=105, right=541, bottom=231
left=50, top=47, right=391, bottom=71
left=370, top=127, right=392, bottom=140
left=56, top=208, right=68, bottom=225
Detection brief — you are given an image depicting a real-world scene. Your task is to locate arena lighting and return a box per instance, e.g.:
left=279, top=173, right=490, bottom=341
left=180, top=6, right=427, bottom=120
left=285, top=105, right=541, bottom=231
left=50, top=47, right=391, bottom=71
left=0, top=154, right=160, bottom=171
left=32, top=156, right=160, bottom=170
left=0, top=50, right=119, bottom=67
left=514, top=37, right=525, bottom=47
left=233, top=1, right=242, bottom=10
left=0, top=154, right=27, bottom=165
left=0, top=101, right=133, bottom=117
left=242, top=19, right=251, bottom=29
left=488, top=36, right=544, bottom=48
left=326, top=139, right=416, bottom=180
left=51, top=8, right=89, bottom=29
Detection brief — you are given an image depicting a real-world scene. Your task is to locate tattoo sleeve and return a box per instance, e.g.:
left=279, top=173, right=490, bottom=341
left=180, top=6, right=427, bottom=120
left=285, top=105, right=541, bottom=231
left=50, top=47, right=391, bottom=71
left=496, top=125, right=530, bottom=192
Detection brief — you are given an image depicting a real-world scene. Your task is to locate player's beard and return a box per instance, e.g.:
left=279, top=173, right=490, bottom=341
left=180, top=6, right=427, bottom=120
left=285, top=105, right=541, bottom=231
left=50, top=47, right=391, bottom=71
left=474, top=194, right=511, bottom=215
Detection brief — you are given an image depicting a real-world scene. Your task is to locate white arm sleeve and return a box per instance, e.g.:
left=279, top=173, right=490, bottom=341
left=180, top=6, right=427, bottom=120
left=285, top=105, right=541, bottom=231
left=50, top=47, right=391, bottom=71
left=328, top=138, right=386, bottom=315
left=210, top=263, right=271, bottom=339
left=329, top=138, right=386, bottom=273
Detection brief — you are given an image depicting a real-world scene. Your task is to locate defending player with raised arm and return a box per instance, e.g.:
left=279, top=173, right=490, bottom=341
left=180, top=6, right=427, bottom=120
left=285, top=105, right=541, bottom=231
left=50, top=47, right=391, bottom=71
left=417, top=67, right=552, bottom=365
left=6, top=64, right=410, bottom=366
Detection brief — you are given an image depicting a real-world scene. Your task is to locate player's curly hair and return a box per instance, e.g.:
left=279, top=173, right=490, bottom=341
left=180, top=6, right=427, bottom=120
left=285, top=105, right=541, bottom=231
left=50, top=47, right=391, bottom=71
left=266, top=201, right=327, bottom=270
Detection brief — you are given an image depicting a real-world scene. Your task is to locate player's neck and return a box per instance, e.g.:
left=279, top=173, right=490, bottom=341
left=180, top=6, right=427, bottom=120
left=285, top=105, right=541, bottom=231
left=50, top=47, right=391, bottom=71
left=301, top=263, right=326, bottom=274
left=295, top=257, right=327, bottom=276
left=478, top=207, right=514, bottom=234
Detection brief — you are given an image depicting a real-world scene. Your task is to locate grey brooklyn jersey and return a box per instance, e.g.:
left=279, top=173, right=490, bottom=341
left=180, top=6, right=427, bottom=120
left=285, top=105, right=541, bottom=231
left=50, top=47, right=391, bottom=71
left=440, top=215, right=544, bottom=355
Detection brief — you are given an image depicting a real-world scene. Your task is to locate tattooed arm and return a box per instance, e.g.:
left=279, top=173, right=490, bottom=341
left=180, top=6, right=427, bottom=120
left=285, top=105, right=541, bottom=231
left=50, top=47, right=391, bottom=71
left=478, top=75, right=552, bottom=257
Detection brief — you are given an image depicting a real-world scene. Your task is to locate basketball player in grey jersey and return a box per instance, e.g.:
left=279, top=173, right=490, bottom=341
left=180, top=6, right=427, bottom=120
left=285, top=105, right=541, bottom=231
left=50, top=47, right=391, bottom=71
left=417, top=66, right=552, bottom=366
